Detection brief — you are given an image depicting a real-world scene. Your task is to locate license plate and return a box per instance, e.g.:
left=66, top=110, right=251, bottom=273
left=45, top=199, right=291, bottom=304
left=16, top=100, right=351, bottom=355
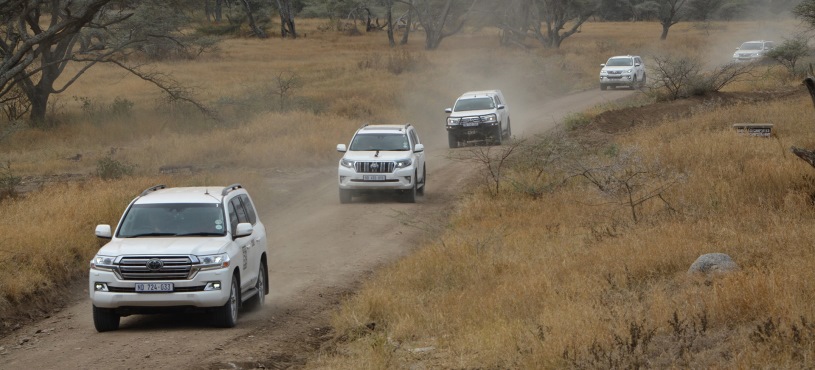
left=363, top=175, right=386, bottom=181
left=462, top=121, right=479, bottom=127
left=135, top=282, right=173, bottom=292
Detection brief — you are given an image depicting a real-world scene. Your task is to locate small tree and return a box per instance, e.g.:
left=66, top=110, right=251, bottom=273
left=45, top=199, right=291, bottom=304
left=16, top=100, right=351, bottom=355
left=766, top=37, right=810, bottom=75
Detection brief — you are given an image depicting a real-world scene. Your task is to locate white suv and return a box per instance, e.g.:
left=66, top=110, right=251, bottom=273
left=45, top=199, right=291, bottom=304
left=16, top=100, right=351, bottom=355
left=89, top=184, right=269, bottom=332
left=599, top=55, right=646, bottom=90
left=445, top=90, right=511, bottom=148
left=336, top=124, right=426, bottom=203
left=732, top=40, right=774, bottom=63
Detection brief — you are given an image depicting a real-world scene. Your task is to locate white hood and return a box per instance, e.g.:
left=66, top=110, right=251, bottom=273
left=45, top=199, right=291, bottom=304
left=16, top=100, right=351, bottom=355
left=98, top=237, right=229, bottom=256
left=344, top=151, right=411, bottom=161
left=449, top=108, right=496, bottom=118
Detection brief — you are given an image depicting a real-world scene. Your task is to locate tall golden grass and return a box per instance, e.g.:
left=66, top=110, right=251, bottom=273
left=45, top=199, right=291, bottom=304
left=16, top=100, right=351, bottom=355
left=0, top=16, right=812, bottom=367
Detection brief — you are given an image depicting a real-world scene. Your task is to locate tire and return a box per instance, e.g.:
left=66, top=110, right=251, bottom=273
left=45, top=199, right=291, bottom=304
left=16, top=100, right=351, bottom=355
left=402, top=172, right=417, bottom=203
left=92, top=305, right=120, bottom=332
left=493, top=125, right=503, bottom=145
left=245, top=263, right=266, bottom=311
left=339, top=188, right=352, bottom=204
left=503, top=118, right=512, bottom=139
left=448, top=134, right=458, bottom=149
left=600, top=84, right=607, bottom=91
left=641, top=72, right=647, bottom=86
left=417, top=166, right=426, bottom=196
left=214, top=274, right=239, bottom=328
left=630, top=76, right=638, bottom=90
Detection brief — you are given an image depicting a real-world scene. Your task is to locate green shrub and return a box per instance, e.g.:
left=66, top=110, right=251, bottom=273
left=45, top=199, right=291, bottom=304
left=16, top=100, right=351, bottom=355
left=96, top=156, right=136, bottom=180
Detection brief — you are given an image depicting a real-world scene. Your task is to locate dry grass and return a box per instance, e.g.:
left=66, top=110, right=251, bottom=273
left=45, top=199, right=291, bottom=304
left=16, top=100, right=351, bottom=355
left=1, top=16, right=813, bottom=367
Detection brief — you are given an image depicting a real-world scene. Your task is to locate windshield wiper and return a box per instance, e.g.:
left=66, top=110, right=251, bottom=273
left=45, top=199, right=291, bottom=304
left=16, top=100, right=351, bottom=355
left=127, top=232, right=177, bottom=237
left=176, top=232, right=225, bottom=236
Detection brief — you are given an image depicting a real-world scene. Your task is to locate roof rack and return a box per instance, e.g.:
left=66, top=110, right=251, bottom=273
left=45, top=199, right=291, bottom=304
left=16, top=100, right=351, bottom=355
left=140, top=184, right=166, bottom=196
left=222, top=183, right=243, bottom=196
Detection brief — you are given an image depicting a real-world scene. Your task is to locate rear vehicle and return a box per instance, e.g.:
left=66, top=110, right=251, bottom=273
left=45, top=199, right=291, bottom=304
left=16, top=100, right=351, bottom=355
left=732, top=40, right=774, bottom=63
left=445, top=90, right=511, bottom=148
left=336, top=123, right=426, bottom=203
left=89, top=184, right=269, bottom=332
left=599, top=55, right=646, bottom=90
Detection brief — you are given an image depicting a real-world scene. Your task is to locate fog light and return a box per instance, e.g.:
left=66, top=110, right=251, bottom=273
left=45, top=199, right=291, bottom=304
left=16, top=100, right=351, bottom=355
left=204, top=282, right=222, bottom=291
left=94, top=282, right=109, bottom=292
left=406, top=176, right=412, bottom=183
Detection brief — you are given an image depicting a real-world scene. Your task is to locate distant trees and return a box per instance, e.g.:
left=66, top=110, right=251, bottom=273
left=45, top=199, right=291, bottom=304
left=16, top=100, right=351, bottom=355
left=657, top=0, right=687, bottom=40
left=0, top=0, right=219, bottom=125
left=495, top=0, right=598, bottom=49
left=399, top=0, right=476, bottom=50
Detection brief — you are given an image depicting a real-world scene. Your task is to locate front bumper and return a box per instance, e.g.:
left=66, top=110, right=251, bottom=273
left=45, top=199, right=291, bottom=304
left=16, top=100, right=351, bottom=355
left=338, top=166, right=416, bottom=191
left=89, top=267, right=232, bottom=309
left=599, top=74, right=635, bottom=85
left=446, top=123, right=500, bottom=138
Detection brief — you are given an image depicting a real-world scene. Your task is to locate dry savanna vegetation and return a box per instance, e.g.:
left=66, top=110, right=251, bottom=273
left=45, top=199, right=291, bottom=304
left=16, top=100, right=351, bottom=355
left=1, top=15, right=814, bottom=368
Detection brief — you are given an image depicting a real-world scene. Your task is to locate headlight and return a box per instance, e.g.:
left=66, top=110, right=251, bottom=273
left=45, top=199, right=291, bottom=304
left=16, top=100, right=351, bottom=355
left=481, top=114, right=498, bottom=124
left=395, top=158, right=412, bottom=168
left=91, top=255, right=116, bottom=271
left=340, top=158, right=355, bottom=168
left=196, top=253, right=230, bottom=270
left=447, top=117, right=461, bottom=126
left=625, top=69, right=632, bottom=73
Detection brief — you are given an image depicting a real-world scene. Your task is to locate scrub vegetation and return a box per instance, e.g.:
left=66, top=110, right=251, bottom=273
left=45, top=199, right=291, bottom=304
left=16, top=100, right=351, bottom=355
left=1, top=15, right=814, bottom=368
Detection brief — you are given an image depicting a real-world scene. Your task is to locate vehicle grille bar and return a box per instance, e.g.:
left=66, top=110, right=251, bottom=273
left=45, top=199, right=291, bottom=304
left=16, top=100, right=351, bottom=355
left=118, top=256, right=193, bottom=280
left=355, top=161, right=395, bottom=173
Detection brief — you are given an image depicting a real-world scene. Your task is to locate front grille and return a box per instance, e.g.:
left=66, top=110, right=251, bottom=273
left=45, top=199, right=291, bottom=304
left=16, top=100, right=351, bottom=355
left=118, top=256, right=193, bottom=280
left=608, top=70, right=622, bottom=75
left=355, top=161, right=395, bottom=173
left=461, top=117, right=482, bottom=125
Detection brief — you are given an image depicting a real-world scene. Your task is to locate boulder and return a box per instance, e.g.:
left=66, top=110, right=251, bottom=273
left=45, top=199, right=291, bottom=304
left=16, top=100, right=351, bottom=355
left=688, top=253, right=738, bottom=275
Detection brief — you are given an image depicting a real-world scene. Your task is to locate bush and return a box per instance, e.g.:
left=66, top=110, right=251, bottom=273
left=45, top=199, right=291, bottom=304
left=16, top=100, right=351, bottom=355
left=648, top=54, right=755, bottom=100
left=96, top=156, right=136, bottom=180
left=766, top=36, right=810, bottom=75
left=0, top=160, right=21, bottom=201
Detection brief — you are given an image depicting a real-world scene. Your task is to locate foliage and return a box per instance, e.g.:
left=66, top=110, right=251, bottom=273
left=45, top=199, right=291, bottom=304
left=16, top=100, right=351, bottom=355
left=648, top=54, right=755, bottom=100
left=96, top=156, right=136, bottom=180
left=0, top=160, right=21, bottom=201
left=766, top=36, right=810, bottom=75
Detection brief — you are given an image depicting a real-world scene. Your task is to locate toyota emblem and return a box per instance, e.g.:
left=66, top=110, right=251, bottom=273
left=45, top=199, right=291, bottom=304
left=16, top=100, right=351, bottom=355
left=371, top=163, right=379, bottom=169
left=146, top=258, right=164, bottom=271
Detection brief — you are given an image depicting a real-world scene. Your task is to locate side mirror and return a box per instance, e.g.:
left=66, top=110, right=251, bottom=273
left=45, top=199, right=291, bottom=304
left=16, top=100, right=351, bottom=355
left=497, top=104, right=505, bottom=110
left=634, top=63, right=640, bottom=67
left=233, top=222, right=253, bottom=239
left=95, top=224, right=112, bottom=239
left=414, top=143, right=424, bottom=153
left=600, top=64, right=606, bottom=67
left=444, top=108, right=452, bottom=113
left=337, top=144, right=347, bottom=152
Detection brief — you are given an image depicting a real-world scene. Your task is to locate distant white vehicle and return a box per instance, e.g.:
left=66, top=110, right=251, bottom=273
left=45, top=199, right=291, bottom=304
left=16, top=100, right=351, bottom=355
left=336, top=123, right=426, bottom=203
left=444, top=90, right=511, bottom=148
left=732, top=40, right=775, bottom=63
left=599, top=55, right=646, bottom=91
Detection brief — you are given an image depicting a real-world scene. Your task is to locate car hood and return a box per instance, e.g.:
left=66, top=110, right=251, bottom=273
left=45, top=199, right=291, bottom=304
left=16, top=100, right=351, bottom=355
left=449, top=108, right=496, bottom=117
left=344, top=151, right=412, bottom=161
left=98, top=237, right=229, bottom=256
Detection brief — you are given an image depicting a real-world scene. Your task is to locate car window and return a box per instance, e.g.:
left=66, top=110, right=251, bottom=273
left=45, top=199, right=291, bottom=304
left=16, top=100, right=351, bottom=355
left=238, top=194, right=257, bottom=225
left=606, top=58, right=633, bottom=66
left=349, top=133, right=410, bottom=151
left=454, top=97, right=495, bottom=111
left=740, top=42, right=762, bottom=50
left=118, top=203, right=226, bottom=237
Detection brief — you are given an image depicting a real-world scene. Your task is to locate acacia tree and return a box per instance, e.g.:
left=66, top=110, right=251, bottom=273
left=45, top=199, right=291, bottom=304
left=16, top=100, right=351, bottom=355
left=0, top=0, right=218, bottom=125
left=531, top=0, right=597, bottom=49
left=398, top=0, right=477, bottom=50
left=658, top=0, right=687, bottom=40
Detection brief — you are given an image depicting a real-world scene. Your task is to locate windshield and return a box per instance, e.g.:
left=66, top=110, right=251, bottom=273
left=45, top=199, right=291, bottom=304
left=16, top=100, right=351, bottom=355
left=739, top=42, right=763, bottom=50
left=453, top=97, right=495, bottom=112
left=349, top=133, right=410, bottom=151
left=118, top=203, right=226, bottom=237
left=606, top=58, right=633, bottom=66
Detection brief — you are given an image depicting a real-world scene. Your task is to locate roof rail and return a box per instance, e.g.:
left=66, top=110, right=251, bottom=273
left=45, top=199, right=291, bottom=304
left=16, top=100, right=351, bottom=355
left=140, top=184, right=166, bottom=196
left=222, top=183, right=243, bottom=196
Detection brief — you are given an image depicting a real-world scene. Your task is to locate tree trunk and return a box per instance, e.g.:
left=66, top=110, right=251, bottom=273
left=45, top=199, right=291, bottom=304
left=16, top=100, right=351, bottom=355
left=400, top=3, right=412, bottom=45
left=660, top=22, right=670, bottom=40
left=275, top=0, right=297, bottom=39
left=215, top=0, right=223, bottom=23
left=793, top=76, right=815, bottom=169
left=241, top=0, right=267, bottom=38
left=386, top=1, right=395, bottom=47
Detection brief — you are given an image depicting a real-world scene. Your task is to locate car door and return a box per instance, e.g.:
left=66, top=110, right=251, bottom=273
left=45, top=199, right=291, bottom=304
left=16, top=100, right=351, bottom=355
left=493, top=94, right=506, bottom=131
left=228, top=196, right=259, bottom=294
left=409, top=128, right=425, bottom=181
left=635, top=57, right=645, bottom=80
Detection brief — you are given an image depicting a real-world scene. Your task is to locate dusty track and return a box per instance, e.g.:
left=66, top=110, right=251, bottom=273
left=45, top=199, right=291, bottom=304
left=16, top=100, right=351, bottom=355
left=0, top=88, right=635, bottom=370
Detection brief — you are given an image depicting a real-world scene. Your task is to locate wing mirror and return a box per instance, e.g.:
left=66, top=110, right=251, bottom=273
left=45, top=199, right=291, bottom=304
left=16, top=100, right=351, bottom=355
left=414, top=144, right=424, bottom=153
left=337, top=144, right=347, bottom=152
left=95, top=224, right=112, bottom=239
left=444, top=108, right=452, bottom=113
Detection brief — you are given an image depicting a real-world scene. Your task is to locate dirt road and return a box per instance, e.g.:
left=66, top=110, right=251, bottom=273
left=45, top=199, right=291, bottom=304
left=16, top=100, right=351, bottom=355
left=0, top=88, right=635, bottom=370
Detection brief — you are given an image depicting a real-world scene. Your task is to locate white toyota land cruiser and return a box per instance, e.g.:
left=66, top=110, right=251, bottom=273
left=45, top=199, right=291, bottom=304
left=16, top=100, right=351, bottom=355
left=336, top=123, right=426, bottom=203
left=89, top=184, right=269, bottom=332
left=445, top=90, right=511, bottom=148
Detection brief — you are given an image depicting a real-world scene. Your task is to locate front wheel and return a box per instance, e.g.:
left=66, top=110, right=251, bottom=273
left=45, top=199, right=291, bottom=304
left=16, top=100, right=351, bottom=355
left=402, top=172, right=417, bottom=203
left=417, top=166, right=426, bottom=196
left=503, top=118, right=512, bottom=139
left=245, top=263, right=266, bottom=311
left=448, top=134, right=458, bottom=149
left=93, top=305, right=120, bottom=332
left=600, top=84, right=607, bottom=91
left=213, top=274, right=239, bottom=328
left=630, top=75, right=638, bottom=90
left=641, top=72, right=647, bottom=86
left=492, top=125, right=503, bottom=145
left=339, top=188, right=352, bottom=204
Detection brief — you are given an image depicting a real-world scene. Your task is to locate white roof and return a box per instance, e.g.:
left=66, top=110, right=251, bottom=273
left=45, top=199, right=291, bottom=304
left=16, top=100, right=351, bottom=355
left=357, top=124, right=409, bottom=134
left=136, top=187, right=224, bottom=204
